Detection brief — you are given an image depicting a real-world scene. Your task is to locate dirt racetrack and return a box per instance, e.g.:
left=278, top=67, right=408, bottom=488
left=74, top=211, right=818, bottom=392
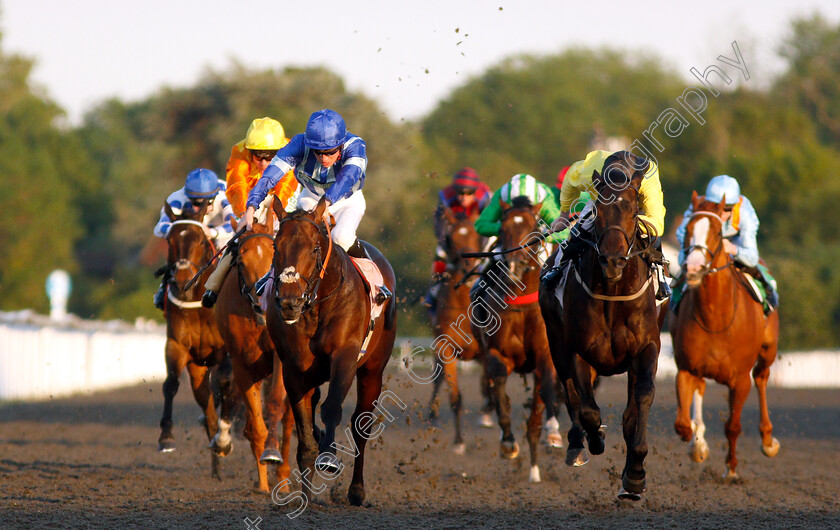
left=2, top=358, right=840, bottom=529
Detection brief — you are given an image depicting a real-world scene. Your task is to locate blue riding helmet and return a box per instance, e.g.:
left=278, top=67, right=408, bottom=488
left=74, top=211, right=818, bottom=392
left=304, top=109, right=347, bottom=150
left=184, top=168, right=221, bottom=198
left=705, top=174, right=740, bottom=205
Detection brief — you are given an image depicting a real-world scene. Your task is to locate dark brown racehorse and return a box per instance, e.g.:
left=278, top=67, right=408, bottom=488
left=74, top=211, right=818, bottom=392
left=539, top=151, right=660, bottom=500
left=471, top=197, right=561, bottom=483
left=670, top=192, right=780, bottom=478
left=265, top=197, right=397, bottom=506
left=427, top=207, right=494, bottom=453
left=214, top=203, right=294, bottom=493
left=157, top=203, right=234, bottom=479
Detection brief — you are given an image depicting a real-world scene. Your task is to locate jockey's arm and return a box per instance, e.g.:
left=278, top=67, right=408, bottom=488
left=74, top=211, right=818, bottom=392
left=728, top=198, right=760, bottom=267
left=153, top=206, right=172, bottom=239
left=474, top=189, right=504, bottom=237
left=637, top=164, right=666, bottom=238
left=675, top=205, right=694, bottom=266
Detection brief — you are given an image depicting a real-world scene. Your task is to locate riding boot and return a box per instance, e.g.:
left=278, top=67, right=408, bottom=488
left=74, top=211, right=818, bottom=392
left=202, top=247, right=236, bottom=308
left=541, top=232, right=588, bottom=291
left=153, top=266, right=171, bottom=311
left=154, top=282, right=166, bottom=310
left=655, top=263, right=672, bottom=302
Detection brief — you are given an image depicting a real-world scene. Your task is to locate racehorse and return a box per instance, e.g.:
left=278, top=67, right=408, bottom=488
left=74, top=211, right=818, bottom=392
left=427, top=207, right=495, bottom=453
left=265, top=197, right=397, bottom=506
left=157, top=202, right=234, bottom=479
left=471, top=196, right=561, bottom=483
left=214, top=202, right=294, bottom=493
left=539, top=151, right=660, bottom=500
left=670, top=192, right=780, bottom=478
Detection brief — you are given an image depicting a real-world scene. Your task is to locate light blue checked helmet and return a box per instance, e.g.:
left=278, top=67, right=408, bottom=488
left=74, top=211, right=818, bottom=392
left=705, top=174, right=740, bottom=205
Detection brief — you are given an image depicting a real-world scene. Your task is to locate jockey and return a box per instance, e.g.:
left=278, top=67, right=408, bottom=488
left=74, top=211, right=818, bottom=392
left=475, top=172, right=562, bottom=241
left=153, top=168, right=234, bottom=310
left=673, top=174, right=778, bottom=312
left=201, top=117, right=298, bottom=308
left=424, top=168, right=493, bottom=311
left=542, top=149, right=670, bottom=301
left=241, top=108, right=392, bottom=301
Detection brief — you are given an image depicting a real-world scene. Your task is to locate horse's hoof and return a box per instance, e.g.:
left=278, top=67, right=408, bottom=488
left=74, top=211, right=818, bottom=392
left=617, top=486, right=643, bottom=501
left=565, top=447, right=589, bottom=467
left=158, top=438, right=176, bottom=453
left=529, top=465, right=541, bottom=483
left=723, top=468, right=739, bottom=481
left=453, top=443, right=466, bottom=455
left=689, top=440, right=709, bottom=462
left=197, top=414, right=207, bottom=429
left=315, top=453, right=341, bottom=475
left=587, top=425, right=606, bottom=455
left=545, top=432, right=564, bottom=449
left=761, top=437, right=780, bottom=458
left=348, top=484, right=366, bottom=506
left=260, top=448, right=284, bottom=464
left=209, top=440, right=233, bottom=457
left=479, top=413, right=494, bottom=428
left=500, top=440, right=520, bottom=459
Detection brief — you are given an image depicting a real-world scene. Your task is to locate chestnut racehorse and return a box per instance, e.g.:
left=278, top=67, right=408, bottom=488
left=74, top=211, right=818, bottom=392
left=470, top=197, right=561, bottom=483
left=214, top=204, right=294, bottom=493
left=157, top=203, right=234, bottom=479
left=670, top=192, right=780, bottom=478
left=539, top=151, right=660, bottom=500
left=427, top=207, right=496, bottom=452
left=265, top=197, right=397, bottom=506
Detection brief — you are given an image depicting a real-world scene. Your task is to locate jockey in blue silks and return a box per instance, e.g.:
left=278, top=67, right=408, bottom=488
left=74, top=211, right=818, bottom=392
left=240, top=108, right=391, bottom=301
left=673, top=174, right=778, bottom=313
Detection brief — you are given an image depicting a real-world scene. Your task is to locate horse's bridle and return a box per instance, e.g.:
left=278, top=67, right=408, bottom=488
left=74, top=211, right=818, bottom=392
left=683, top=211, right=733, bottom=276
left=683, top=210, right=738, bottom=333
left=167, top=220, right=213, bottom=302
left=233, top=232, right=274, bottom=311
left=272, top=215, right=342, bottom=311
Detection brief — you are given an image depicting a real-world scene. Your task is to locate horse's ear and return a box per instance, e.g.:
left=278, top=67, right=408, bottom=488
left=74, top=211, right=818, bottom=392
left=272, top=194, right=286, bottom=221
left=499, top=199, right=511, bottom=211
left=164, top=202, right=177, bottom=221
left=719, top=194, right=727, bottom=211
left=443, top=206, right=457, bottom=225
left=313, top=196, right=328, bottom=221
left=532, top=201, right=543, bottom=216
left=690, top=190, right=701, bottom=209
left=264, top=195, right=277, bottom=230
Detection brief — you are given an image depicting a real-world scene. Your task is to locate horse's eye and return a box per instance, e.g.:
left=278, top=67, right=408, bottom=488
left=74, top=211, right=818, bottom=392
left=313, top=246, right=320, bottom=255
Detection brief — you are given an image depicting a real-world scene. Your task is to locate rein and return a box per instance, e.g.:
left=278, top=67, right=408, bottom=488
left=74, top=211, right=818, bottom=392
left=234, top=232, right=274, bottom=311
left=167, top=220, right=216, bottom=306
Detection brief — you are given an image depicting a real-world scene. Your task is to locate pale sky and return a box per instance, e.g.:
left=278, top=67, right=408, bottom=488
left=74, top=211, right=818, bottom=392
left=3, top=0, right=839, bottom=125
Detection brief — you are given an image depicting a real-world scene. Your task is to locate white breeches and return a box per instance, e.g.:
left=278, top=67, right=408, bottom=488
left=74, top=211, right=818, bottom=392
left=297, top=189, right=366, bottom=251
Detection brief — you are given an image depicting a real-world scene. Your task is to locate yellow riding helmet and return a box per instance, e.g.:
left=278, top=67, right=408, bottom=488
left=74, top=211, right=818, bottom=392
left=244, top=117, right=286, bottom=150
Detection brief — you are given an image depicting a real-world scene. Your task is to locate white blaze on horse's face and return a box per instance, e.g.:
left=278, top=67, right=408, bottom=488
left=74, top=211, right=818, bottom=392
left=686, top=217, right=710, bottom=275
left=278, top=266, right=301, bottom=283
left=457, top=227, right=469, bottom=236
left=512, top=216, right=524, bottom=225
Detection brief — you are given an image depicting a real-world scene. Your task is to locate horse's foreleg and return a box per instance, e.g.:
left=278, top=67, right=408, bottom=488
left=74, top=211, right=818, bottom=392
left=724, top=373, right=752, bottom=479
left=442, top=358, right=465, bottom=452
left=318, top=346, right=360, bottom=471
left=574, top=355, right=604, bottom=456
left=486, top=351, right=517, bottom=459
left=274, top=399, right=294, bottom=493
left=158, top=340, right=188, bottom=452
left=345, top=364, right=387, bottom=506
left=262, top=354, right=288, bottom=462
left=619, top=342, right=658, bottom=500
left=754, top=340, right=780, bottom=458
left=185, top=361, right=221, bottom=479
left=675, top=371, right=709, bottom=462
left=427, top=356, right=444, bottom=422
left=231, top=355, right=269, bottom=492
left=210, top=353, right=234, bottom=458
left=526, top=380, right=545, bottom=482
left=289, top=388, right=319, bottom=502
left=537, top=355, right=562, bottom=449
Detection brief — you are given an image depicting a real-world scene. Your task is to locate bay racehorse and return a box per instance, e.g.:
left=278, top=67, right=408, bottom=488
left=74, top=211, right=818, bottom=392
left=214, top=202, right=294, bottom=493
left=157, top=202, right=234, bottom=479
left=265, top=197, right=397, bottom=506
left=670, top=192, right=780, bottom=478
left=471, top=196, right=561, bottom=483
left=539, top=151, right=660, bottom=500
left=427, top=207, right=495, bottom=452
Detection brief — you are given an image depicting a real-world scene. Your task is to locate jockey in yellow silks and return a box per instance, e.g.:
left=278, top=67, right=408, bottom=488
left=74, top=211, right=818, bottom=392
left=542, top=149, right=670, bottom=301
